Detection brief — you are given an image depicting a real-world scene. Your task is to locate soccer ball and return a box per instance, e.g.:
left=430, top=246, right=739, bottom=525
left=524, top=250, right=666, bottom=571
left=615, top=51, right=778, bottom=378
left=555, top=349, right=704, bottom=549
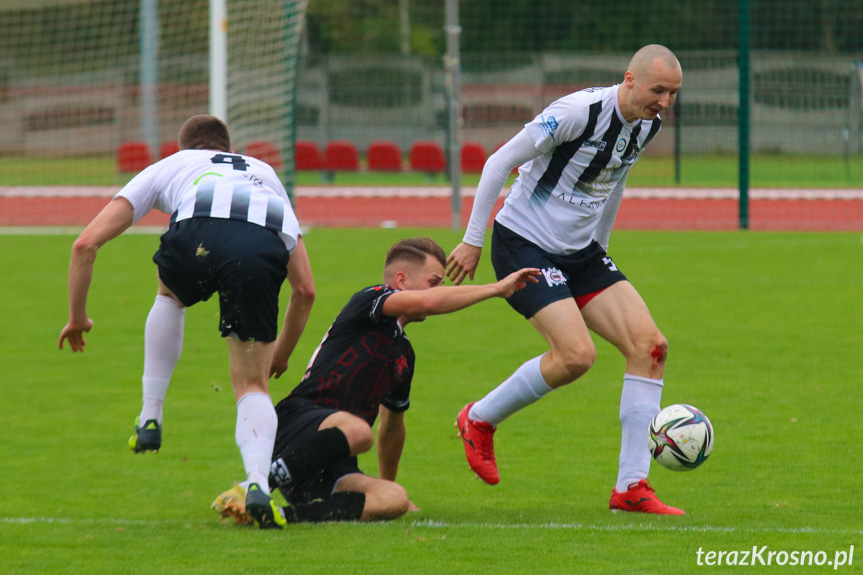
left=648, top=404, right=714, bottom=471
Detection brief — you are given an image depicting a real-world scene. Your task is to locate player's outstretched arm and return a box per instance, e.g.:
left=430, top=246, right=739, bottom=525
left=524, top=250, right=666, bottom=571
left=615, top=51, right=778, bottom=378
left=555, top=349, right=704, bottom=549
left=59, top=198, right=134, bottom=352
left=382, top=267, right=540, bottom=318
left=271, top=236, right=315, bottom=378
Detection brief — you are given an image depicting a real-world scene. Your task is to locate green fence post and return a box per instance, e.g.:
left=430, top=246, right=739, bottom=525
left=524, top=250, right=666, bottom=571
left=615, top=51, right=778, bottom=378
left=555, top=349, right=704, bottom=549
left=674, top=91, right=681, bottom=185
left=738, top=0, right=751, bottom=230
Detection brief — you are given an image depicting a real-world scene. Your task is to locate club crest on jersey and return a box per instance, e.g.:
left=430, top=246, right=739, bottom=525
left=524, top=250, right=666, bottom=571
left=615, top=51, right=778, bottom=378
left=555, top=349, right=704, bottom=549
left=395, top=355, right=409, bottom=375
left=616, top=137, right=628, bottom=153
left=541, top=267, right=567, bottom=287
left=540, top=115, right=559, bottom=139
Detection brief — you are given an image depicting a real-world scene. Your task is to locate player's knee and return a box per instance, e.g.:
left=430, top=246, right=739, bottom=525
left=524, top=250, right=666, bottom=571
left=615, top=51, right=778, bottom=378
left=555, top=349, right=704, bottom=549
left=365, top=482, right=409, bottom=521
left=638, top=332, right=668, bottom=368
left=341, top=419, right=374, bottom=455
left=555, top=346, right=597, bottom=383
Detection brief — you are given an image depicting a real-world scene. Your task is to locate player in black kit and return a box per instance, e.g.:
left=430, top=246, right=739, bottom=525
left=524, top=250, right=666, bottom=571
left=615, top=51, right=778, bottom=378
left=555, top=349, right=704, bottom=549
left=213, top=236, right=539, bottom=524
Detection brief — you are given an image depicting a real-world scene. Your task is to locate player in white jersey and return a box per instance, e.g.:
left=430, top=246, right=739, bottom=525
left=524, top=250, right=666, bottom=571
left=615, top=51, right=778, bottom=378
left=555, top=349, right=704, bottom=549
left=59, top=115, right=315, bottom=528
left=447, top=45, right=685, bottom=514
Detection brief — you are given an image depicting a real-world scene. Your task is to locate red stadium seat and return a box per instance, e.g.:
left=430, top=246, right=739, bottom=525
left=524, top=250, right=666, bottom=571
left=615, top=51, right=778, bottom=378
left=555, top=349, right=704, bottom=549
left=245, top=140, right=282, bottom=169
left=461, top=141, right=487, bottom=173
left=324, top=140, right=360, bottom=172
left=410, top=140, right=446, bottom=174
left=295, top=140, right=323, bottom=171
left=160, top=140, right=180, bottom=159
left=367, top=140, right=403, bottom=172
left=117, top=141, right=153, bottom=173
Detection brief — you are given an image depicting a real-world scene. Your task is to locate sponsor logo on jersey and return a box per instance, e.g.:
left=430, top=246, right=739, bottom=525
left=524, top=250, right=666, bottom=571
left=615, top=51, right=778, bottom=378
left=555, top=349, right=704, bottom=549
left=539, top=115, right=559, bottom=139
left=243, top=173, right=264, bottom=187
left=541, top=267, right=567, bottom=287
left=584, top=139, right=607, bottom=151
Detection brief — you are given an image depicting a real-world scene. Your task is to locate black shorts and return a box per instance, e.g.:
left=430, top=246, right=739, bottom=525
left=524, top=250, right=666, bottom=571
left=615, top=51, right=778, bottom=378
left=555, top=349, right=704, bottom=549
left=153, top=218, right=289, bottom=342
left=491, top=221, right=627, bottom=319
left=273, top=396, right=362, bottom=505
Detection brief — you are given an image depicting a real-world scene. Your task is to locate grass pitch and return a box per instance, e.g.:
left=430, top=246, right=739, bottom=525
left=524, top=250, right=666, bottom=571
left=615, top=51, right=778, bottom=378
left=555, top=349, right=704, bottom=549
left=1, top=228, right=861, bottom=574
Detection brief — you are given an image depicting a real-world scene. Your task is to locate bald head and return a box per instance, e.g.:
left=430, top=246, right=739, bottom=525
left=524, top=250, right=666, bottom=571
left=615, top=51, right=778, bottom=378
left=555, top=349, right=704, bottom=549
left=627, top=44, right=681, bottom=81
left=618, top=45, right=683, bottom=122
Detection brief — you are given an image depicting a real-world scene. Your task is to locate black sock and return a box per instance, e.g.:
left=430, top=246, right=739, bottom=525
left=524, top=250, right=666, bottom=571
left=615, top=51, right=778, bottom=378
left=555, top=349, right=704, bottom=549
left=273, top=427, right=351, bottom=485
left=281, top=492, right=366, bottom=523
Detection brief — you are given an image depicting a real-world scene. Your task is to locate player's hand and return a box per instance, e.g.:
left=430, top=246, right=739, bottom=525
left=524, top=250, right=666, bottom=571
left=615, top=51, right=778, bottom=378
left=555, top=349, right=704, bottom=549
left=270, top=339, right=291, bottom=378
left=446, top=242, right=482, bottom=285
left=270, top=357, right=288, bottom=379
left=58, top=317, right=94, bottom=353
left=497, top=268, right=541, bottom=298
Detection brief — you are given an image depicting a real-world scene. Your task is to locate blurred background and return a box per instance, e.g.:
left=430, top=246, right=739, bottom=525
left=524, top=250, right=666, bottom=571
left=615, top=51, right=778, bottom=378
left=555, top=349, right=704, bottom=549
left=2, top=0, right=862, bottom=229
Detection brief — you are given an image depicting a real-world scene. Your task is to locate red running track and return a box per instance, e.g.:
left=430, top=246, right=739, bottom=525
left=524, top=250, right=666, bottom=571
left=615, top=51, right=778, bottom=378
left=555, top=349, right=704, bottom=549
left=1, top=194, right=862, bottom=231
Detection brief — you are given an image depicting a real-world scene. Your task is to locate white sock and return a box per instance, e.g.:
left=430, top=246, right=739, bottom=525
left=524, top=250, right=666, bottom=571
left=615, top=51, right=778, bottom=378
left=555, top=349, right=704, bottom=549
left=139, top=295, right=185, bottom=425
left=615, top=374, right=663, bottom=492
left=469, top=355, right=552, bottom=426
left=235, top=392, right=277, bottom=495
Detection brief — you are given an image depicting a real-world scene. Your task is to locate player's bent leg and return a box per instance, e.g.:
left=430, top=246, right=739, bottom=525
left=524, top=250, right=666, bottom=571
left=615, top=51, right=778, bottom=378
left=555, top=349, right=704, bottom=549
left=130, top=277, right=186, bottom=453
left=529, top=298, right=597, bottom=388
left=269, top=424, right=353, bottom=490
left=335, top=473, right=410, bottom=521
left=318, top=411, right=374, bottom=456
left=458, top=299, right=592, bottom=485
left=580, top=283, right=679, bottom=512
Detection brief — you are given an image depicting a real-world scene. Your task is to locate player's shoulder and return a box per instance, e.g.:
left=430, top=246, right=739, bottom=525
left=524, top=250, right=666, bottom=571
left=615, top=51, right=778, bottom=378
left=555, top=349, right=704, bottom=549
left=337, top=285, right=399, bottom=325
left=346, top=284, right=397, bottom=307
left=153, top=149, right=220, bottom=172
left=556, top=84, right=616, bottom=108
left=541, top=85, right=615, bottom=123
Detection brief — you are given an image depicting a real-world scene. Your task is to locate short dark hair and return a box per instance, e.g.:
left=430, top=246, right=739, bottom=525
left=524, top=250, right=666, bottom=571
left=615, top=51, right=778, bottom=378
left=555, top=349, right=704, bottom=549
left=385, top=236, right=446, bottom=269
left=178, top=115, right=231, bottom=152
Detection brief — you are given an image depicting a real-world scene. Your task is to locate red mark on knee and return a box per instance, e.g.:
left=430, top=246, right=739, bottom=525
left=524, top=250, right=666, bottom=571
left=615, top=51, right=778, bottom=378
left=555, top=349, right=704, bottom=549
left=650, top=343, right=668, bottom=367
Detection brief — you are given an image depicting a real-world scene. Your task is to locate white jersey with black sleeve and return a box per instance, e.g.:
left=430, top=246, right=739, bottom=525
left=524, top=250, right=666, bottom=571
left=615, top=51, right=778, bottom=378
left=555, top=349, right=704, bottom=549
left=465, top=84, right=661, bottom=255
left=115, top=149, right=300, bottom=252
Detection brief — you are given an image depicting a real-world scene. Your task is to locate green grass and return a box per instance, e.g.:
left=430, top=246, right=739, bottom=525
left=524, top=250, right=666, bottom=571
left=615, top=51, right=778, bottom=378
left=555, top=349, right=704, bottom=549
left=2, top=229, right=862, bottom=574
left=2, top=153, right=863, bottom=188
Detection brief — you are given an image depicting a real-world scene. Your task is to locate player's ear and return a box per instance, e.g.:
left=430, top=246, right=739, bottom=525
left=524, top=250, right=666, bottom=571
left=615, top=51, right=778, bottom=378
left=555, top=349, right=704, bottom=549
left=393, top=270, right=409, bottom=290
left=623, top=70, right=636, bottom=88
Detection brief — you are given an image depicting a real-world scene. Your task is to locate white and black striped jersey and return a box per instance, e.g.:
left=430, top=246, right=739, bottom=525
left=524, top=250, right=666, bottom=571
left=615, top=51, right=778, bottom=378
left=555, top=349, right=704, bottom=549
left=115, top=149, right=300, bottom=251
left=495, top=84, right=661, bottom=253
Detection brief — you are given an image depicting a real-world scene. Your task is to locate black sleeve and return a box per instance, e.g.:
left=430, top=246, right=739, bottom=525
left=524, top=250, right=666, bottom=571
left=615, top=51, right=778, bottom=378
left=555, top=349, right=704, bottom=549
left=340, top=285, right=400, bottom=326
left=381, top=381, right=411, bottom=413
left=381, top=345, right=413, bottom=413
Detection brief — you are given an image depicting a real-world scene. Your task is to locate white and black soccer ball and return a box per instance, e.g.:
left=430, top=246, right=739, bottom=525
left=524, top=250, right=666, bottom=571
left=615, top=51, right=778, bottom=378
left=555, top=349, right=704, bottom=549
left=648, top=404, right=714, bottom=471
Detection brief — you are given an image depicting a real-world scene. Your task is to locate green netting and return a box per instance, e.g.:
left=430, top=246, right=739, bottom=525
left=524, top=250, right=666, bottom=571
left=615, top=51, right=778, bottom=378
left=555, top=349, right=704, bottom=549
left=0, top=0, right=307, bottom=189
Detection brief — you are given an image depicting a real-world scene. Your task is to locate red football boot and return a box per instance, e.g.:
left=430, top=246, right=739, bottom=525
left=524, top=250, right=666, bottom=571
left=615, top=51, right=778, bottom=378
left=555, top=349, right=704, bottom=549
left=456, top=403, right=499, bottom=485
left=609, top=479, right=685, bottom=515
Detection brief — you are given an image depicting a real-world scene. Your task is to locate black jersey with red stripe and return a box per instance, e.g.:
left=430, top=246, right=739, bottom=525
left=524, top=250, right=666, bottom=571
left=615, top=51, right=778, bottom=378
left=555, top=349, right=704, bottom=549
left=287, top=285, right=414, bottom=426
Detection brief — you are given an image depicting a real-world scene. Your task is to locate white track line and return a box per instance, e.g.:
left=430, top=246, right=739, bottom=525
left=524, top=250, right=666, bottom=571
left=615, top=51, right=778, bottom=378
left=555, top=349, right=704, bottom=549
left=2, top=516, right=860, bottom=536
left=0, top=226, right=166, bottom=235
